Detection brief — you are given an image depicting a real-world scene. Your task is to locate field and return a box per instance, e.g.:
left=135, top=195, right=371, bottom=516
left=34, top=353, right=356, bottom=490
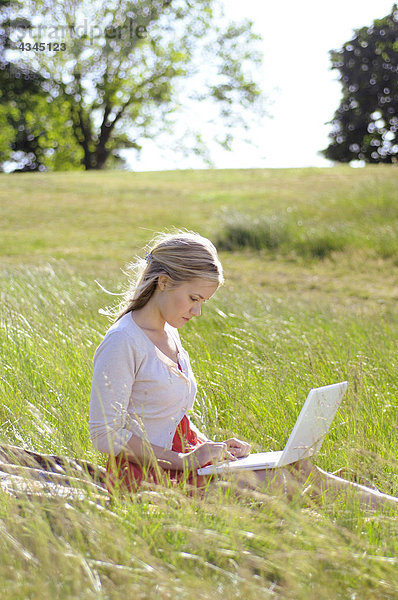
left=1, top=165, right=398, bottom=598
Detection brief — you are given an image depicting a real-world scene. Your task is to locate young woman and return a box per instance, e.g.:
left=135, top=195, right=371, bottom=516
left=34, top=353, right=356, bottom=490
left=89, top=230, right=398, bottom=509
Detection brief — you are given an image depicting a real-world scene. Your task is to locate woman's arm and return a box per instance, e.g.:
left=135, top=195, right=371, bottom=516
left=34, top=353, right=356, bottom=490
left=124, top=432, right=184, bottom=470
left=123, top=432, right=235, bottom=471
left=90, top=331, right=139, bottom=455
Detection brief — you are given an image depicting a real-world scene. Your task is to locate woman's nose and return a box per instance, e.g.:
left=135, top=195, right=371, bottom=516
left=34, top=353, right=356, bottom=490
left=191, top=304, right=201, bottom=317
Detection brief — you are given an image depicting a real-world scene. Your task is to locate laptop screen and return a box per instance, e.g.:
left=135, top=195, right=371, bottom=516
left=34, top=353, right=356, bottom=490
left=277, top=381, right=348, bottom=467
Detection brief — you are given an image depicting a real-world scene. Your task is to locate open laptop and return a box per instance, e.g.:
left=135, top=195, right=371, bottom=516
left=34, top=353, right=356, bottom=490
left=197, top=381, right=348, bottom=476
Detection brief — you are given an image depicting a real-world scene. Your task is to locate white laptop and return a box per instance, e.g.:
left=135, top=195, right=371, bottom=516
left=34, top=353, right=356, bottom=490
left=197, top=381, right=348, bottom=476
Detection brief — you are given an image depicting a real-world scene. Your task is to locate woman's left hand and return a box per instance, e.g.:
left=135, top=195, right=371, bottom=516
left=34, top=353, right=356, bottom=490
left=223, top=438, right=251, bottom=459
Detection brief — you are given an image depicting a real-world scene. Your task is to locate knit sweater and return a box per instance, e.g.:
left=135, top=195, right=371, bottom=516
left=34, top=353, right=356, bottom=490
left=89, top=312, right=198, bottom=455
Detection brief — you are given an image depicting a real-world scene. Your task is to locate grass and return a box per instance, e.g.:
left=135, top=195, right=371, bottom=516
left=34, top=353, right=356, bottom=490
left=215, top=213, right=350, bottom=258
left=0, top=165, right=398, bottom=598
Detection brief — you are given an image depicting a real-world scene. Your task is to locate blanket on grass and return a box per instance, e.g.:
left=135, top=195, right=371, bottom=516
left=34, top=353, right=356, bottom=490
left=0, top=445, right=109, bottom=502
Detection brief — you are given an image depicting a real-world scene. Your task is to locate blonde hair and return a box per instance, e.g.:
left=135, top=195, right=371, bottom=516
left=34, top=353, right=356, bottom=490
left=106, top=229, right=224, bottom=322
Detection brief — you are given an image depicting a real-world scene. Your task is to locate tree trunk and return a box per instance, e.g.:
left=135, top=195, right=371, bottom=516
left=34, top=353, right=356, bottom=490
left=95, top=139, right=110, bottom=170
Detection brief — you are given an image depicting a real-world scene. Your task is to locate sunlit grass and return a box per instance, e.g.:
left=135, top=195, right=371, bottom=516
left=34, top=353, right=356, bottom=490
left=1, top=165, right=397, bottom=269
left=1, top=166, right=398, bottom=597
left=1, top=261, right=398, bottom=597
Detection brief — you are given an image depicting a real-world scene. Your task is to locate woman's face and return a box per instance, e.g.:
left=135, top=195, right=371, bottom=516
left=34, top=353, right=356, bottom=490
left=158, top=277, right=219, bottom=328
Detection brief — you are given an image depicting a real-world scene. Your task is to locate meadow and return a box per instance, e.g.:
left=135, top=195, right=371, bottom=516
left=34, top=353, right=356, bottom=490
left=0, top=165, right=398, bottom=598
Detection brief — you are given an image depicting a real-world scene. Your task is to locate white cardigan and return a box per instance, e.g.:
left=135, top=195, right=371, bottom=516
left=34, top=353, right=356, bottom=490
left=89, top=312, right=198, bottom=456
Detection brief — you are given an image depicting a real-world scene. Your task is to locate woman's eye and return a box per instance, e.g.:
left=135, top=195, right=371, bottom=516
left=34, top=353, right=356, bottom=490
left=190, top=297, right=198, bottom=302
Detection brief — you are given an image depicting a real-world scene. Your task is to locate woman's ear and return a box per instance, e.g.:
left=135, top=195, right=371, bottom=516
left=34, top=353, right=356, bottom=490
left=157, top=274, right=170, bottom=291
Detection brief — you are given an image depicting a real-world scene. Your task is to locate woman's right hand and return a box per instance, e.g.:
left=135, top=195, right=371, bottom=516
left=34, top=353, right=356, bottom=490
left=181, top=441, right=237, bottom=471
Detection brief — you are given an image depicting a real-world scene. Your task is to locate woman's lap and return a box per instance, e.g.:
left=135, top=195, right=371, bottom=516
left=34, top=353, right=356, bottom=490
left=105, top=452, right=210, bottom=495
left=105, top=416, right=210, bottom=496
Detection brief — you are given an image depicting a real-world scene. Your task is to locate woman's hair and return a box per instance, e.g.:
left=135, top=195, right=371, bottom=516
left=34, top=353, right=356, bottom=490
left=107, top=229, right=224, bottom=322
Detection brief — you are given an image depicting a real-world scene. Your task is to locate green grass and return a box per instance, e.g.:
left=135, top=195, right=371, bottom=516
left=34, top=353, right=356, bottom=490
left=1, top=166, right=398, bottom=598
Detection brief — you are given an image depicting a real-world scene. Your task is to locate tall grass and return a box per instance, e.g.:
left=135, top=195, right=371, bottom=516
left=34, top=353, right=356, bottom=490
left=1, top=260, right=397, bottom=598
left=1, top=166, right=398, bottom=598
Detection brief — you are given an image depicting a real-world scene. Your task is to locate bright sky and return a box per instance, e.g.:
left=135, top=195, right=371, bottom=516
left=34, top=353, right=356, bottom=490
left=125, top=0, right=395, bottom=171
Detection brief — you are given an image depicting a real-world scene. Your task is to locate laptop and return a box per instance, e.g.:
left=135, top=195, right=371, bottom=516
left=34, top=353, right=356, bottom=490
left=197, top=381, right=348, bottom=476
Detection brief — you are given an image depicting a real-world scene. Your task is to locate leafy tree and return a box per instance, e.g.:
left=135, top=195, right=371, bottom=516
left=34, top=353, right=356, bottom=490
left=5, top=0, right=265, bottom=171
left=322, top=4, right=398, bottom=164
left=0, top=0, right=43, bottom=170
left=0, top=0, right=83, bottom=171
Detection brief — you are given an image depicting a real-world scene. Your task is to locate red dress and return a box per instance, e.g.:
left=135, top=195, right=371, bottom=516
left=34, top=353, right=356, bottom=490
left=105, top=362, right=210, bottom=495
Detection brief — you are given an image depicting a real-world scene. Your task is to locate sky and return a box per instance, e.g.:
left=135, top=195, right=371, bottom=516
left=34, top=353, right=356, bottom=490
left=126, top=0, right=395, bottom=171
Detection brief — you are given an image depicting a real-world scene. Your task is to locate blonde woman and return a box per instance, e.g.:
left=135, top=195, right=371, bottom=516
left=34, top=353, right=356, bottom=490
left=89, top=230, right=398, bottom=509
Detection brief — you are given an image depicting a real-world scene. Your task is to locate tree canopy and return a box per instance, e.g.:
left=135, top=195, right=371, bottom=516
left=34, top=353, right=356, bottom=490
left=2, top=0, right=265, bottom=171
left=322, top=3, right=398, bottom=164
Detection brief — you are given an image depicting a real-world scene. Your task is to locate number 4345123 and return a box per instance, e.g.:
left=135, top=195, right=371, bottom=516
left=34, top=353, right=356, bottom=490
left=19, top=42, right=66, bottom=51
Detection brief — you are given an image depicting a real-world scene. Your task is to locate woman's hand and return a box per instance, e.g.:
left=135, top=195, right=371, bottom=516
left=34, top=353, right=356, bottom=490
left=181, top=441, right=236, bottom=471
left=223, top=438, right=251, bottom=459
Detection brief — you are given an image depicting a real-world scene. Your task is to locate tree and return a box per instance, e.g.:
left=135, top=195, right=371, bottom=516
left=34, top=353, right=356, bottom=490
left=4, top=0, right=265, bottom=171
left=322, top=3, right=398, bottom=164
left=0, top=0, right=84, bottom=171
